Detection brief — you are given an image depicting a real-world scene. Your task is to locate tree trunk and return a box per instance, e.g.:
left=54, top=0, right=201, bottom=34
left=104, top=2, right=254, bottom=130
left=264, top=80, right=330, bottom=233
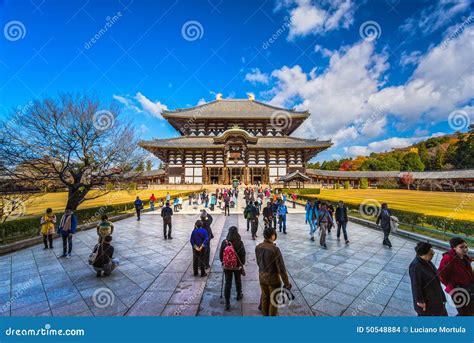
left=66, top=184, right=90, bottom=210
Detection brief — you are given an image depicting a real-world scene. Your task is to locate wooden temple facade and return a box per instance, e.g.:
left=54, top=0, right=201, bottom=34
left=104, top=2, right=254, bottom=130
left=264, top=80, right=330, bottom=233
left=139, top=95, right=332, bottom=185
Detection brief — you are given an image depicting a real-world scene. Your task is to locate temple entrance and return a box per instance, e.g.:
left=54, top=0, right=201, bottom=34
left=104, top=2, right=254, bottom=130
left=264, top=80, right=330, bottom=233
left=228, top=167, right=244, bottom=183
left=250, top=167, right=266, bottom=185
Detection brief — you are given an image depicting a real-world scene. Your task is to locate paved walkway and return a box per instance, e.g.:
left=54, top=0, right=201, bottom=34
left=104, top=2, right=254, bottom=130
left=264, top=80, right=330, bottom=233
left=0, top=193, right=457, bottom=316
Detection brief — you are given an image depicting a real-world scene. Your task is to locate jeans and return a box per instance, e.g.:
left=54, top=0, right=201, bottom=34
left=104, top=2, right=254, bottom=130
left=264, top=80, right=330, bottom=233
left=135, top=208, right=141, bottom=220
left=272, top=214, right=277, bottom=230
left=320, top=222, right=328, bottom=246
left=337, top=221, right=348, bottom=241
left=62, top=233, right=72, bottom=255
left=278, top=215, right=286, bottom=233
left=224, top=205, right=230, bottom=216
left=163, top=220, right=172, bottom=238
left=308, top=220, right=316, bottom=237
left=150, top=201, right=155, bottom=211
left=192, top=248, right=206, bottom=276
left=251, top=219, right=258, bottom=238
left=260, top=283, right=280, bottom=316
left=224, top=269, right=242, bottom=303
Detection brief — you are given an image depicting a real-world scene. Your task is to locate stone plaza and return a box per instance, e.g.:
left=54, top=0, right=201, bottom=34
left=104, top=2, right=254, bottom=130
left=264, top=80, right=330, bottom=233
left=0, top=196, right=458, bottom=317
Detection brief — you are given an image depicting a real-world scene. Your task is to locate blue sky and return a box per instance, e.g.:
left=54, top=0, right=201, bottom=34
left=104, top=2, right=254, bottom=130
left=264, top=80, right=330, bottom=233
left=1, top=0, right=473, bottom=163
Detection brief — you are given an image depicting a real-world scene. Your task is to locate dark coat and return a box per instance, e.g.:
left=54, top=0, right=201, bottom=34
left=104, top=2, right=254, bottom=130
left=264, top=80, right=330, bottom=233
left=335, top=206, right=348, bottom=223
left=409, top=256, right=447, bottom=315
left=438, top=249, right=474, bottom=293
left=219, top=238, right=246, bottom=267
left=255, top=239, right=289, bottom=286
left=161, top=206, right=173, bottom=221
left=92, top=243, right=114, bottom=268
left=201, top=214, right=214, bottom=240
left=376, top=208, right=391, bottom=229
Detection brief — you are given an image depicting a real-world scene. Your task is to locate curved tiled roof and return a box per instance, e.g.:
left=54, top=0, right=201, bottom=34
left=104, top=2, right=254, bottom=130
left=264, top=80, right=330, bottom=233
left=162, top=99, right=309, bottom=119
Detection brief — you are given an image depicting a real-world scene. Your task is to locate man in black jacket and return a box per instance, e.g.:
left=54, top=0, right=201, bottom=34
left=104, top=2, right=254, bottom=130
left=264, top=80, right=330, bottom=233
left=201, top=210, right=214, bottom=269
left=409, top=242, right=447, bottom=316
left=161, top=202, right=173, bottom=239
left=92, top=235, right=117, bottom=277
left=376, top=203, right=392, bottom=248
left=335, top=201, right=349, bottom=244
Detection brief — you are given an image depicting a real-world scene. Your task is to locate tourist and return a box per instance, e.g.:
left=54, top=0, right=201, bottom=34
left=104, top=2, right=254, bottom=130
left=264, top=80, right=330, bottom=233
left=58, top=208, right=77, bottom=258
left=190, top=220, right=209, bottom=277
left=327, top=204, right=335, bottom=233
left=209, top=193, right=216, bottom=211
left=40, top=208, right=56, bottom=249
left=134, top=196, right=143, bottom=221
left=204, top=192, right=209, bottom=208
left=189, top=193, right=193, bottom=206
left=317, top=203, right=333, bottom=249
left=178, top=196, right=183, bottom=210
left=305, top=201, right=317, bottom=241
left=149, top=193, right=156, bottom=211
left=161, top=201, right=173, bottom=240
left=262, top=202, right=273, bottom=229
left=92, top=235, right=118, bottom=277
left=335, top=201, right=349, bottom=244
left=291, top=193, right=297, bottom=208
left=200, top=210, right=214, bottom=269
left=376, top=203, right=392, bottom=248
left=409, top=242, right=447, bottom=316
left=166, top=192, right=171, bottom=203
left=244, top=201, right=259, bottom=239
left=96, top=214, right=114, bottom=243
left=173, top=197, right=179, bottom=212
left=219, top=226, right=246, bottom=311
left=438, top=237, right=474, bottom=316
left=255, top=227, right=292, bottom=316
left=277, top=200, right=288, bottom=234
left=271, top=200, right=279, bottom=231
left=223, top=193, right=230, bottom=216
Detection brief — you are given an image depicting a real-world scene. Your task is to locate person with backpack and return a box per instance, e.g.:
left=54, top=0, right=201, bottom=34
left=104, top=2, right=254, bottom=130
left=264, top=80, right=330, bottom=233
left=134, top=196, right=143, bottom=221
left=219, top=226, right=246, bottom=311
left=161, top=202, right=173, bottom=240
left=318, top=203, right=333, bottom=249
left=335, top=201, right=349, bottom=244
left=244, top=201, right=259, bottom=239
left=58, top=208, right=77, bottom=258
left=256, top=227, right=291, bottom=316
left=149, top=193, right=156, bottom=211
left=200, top=210, right=214, bottom=269
left=92, top=235, right=118, bottom=277
left=97, top=214, right=114, bottom=243
left=40, top=208, right=56, bottom=249
left=190, top=220, right=209, bottom=277
left=277, top=200, right=288, bottom=234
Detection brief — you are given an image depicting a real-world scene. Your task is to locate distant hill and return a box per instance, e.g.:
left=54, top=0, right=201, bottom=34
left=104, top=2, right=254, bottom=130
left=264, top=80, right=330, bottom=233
left=308, top=127, right=473, bottom=172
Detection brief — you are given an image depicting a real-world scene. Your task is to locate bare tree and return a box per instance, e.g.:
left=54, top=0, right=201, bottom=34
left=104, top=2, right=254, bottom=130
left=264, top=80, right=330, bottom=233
left=0, top=93, right=145, bottom=211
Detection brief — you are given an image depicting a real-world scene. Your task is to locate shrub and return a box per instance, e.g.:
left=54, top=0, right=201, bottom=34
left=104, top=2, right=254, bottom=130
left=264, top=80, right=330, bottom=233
left=334, top=183, right=340, bottom=189
left=343, top=181, right=350, bottom=189
left=360, top=178, right=368, bottom=189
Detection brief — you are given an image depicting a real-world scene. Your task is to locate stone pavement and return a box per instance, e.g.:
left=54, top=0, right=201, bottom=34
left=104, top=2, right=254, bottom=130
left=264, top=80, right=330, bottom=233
left=0, top=193, right=458, bottom=317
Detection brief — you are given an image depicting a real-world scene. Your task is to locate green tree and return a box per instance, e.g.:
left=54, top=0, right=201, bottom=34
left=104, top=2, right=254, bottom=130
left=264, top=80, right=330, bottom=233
left=418, top=143, right=429, bottom=167
left=401, top=152, right=425, bottom=171
left=360, top=178, right=368, bottom=189
left=453, top=125, right=474, bottom=168
left=135, top=161, right=145, bottom=172
left=433, top=147, right=446, bottom=170
left=145, top=160, right=152, bottom=171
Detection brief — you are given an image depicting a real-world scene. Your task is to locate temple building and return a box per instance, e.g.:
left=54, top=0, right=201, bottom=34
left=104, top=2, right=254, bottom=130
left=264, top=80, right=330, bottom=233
left=139, top=94, right=332, bottom=185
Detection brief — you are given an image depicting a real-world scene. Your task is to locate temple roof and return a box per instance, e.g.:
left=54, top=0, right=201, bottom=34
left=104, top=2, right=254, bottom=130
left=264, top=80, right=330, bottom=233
left=162, top=99, right=309, bottom=119
left=139, top=136, right=332, bottom=149
left=278, top=170, right=311, bottom=182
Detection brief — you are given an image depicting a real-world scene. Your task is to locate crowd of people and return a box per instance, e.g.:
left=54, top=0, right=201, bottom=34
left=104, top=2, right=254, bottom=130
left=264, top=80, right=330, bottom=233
left=37, top=185, right=472, bottom=317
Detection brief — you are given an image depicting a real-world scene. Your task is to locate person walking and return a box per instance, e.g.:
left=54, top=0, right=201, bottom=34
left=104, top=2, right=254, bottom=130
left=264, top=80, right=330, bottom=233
left=255, top=227, right=292, bottom=316
left=96, top=214, right=114, bottom=243
left=317, top=203, right=333, bottom=249
left=58, top=208, right=77, bottom=258
left=149, top=193, right=156, bottom=211
left=166, top=192, right=171, bottom=203
left=223, top=194, right=230, bottom=216
left=271, top=200, right=278, bottom=231
left=409, top=242, right=447, bottom=316
left=277, top=200, right=288, bottom=234
left=305, top=201, right=316, bottom=241
left=244, top=201, right=259, bottom=239
left=40, top=208, right=56, bottom=249
left=134, top=196, right=143, bottom=221
left=161, top=202, right=173, bottom=240
left=335, top=201, right=349, bottom=244
left=291, top=193, right=297, bottom=208
left=200, top=210, right=214, bottom=269
left=327, top=204, right=335, bottom=234
left=190, top=220, right=209, bottom=277
left=376, top=203, right=392, bottom=248
left=210, top=194, right=216, bottom=211
left=92, top=235, right=118, bottom=277
left=219, top=226, right=246, bottom=311
left=438, top=237, right=474, bottom=316
left=262, top=202, right=273, bottom=229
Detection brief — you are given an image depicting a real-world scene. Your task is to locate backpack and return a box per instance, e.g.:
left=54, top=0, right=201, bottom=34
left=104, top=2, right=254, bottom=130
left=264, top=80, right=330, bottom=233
left=222, top=240, right=238, bottom=270
left=88, top=243, right=100, bottom=265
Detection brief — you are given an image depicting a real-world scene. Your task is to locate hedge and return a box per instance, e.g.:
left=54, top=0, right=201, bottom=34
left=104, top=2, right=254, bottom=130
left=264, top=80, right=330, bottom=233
left=296, top=194, right=474, bottom=237
left=0, top=190, right=196, bottom=244
left=277, top=188, right=321, bottom=195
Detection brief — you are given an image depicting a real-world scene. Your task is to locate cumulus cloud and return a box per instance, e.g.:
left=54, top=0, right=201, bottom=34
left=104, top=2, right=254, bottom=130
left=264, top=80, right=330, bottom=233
left=244, top=68, right=270, bottom=84
left=282, top=0, right=355, bottom=39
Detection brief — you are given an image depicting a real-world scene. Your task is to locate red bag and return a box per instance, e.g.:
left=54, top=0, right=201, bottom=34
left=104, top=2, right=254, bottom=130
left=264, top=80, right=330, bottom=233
left=222, top=240, right=238, bottom=270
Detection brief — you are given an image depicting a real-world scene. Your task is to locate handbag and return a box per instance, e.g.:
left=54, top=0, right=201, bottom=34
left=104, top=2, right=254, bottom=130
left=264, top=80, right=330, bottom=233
left=88, top=243, right=100, bottom=265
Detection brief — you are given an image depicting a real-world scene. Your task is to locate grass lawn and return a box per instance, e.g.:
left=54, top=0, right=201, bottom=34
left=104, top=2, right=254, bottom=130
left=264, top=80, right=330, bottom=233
left=23, top=189, right=189, bottom=216
left=304, top=189, right=474, bottom=222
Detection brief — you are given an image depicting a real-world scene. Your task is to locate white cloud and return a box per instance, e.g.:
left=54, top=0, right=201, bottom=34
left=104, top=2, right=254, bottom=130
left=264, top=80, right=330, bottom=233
left=244, top=68, right=270, bottom=84
left=135, top=92, right=168, bottom=119
left=112, top=94, right=140, bottom=113
left=399, top=50, right=422, bottom=67
left=400, top=0, right=470, bottom=37
left=140, top=124, right=149, bottom=134
left=196, top=98, right=207, bottom=106
left=285, top=0, right=355, bottom=39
